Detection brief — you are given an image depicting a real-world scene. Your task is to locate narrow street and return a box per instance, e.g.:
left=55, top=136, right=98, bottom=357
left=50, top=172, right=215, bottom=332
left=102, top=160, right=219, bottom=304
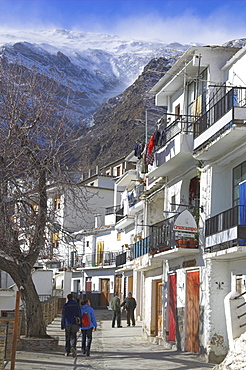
left=4, top=309, right=214, bottom=370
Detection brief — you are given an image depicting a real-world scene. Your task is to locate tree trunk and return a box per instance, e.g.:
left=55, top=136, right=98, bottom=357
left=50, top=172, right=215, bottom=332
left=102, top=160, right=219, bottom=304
left=18, top=267, right=49, bottom=338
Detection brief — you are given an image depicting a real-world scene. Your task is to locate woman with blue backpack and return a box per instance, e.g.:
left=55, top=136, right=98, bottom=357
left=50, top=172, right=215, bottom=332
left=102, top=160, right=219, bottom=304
left=80, top=299, right=97, bottom=356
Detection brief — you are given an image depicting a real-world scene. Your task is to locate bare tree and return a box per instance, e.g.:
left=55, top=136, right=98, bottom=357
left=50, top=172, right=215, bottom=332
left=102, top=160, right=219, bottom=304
left=0, top=58, right=88, bottom=337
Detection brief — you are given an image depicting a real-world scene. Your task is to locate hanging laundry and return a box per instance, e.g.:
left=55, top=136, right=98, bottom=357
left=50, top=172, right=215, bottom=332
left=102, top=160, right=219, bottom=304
left=141, top=156, right=148, bottom=173
left=154, top=130, right=161, bottom=146
left=147, top=134, right=155, bottom=155
left=145, top=153, right=154, bottom=165
left=160, top=128, right=167, bottom=145
left=134, top=141, right=141, bottom=157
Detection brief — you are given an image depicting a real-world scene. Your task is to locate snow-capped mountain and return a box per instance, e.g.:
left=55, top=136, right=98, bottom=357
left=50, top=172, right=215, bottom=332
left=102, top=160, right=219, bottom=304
left=0, top=28, right=190, bottom=123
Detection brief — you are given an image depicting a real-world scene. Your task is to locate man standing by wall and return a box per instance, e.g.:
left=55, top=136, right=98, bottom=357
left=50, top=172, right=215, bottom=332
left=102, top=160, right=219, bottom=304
left=111, top=292, right=122, bottom=328
left=121, top=292, right=137, bottom=327
left=61, top=293, right=81, bottom=357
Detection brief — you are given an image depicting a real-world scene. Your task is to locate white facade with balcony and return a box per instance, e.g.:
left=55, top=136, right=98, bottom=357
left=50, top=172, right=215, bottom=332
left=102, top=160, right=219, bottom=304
left=123, top=45, right=246, bottom=364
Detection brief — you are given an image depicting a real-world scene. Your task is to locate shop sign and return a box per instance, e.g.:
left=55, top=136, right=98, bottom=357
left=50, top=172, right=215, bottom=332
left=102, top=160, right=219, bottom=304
left=173, top=209, right=198, bottom=234
left=183, top=259, right=196, bottom=268
left=175, top=231, right=195, bottom=238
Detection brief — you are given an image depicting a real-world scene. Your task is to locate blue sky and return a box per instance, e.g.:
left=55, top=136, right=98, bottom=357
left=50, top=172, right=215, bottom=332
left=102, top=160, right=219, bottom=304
left=0, top=0, right=245, bottom=44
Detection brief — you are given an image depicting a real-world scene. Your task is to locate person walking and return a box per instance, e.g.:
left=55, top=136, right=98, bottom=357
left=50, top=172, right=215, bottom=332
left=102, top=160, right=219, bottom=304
left=80, top=299, right=97, bottom=356
left=111, top=292, right=122, bottom=328
left=121, top=292, right=137, bottom=327
left=61, top=293, right=81, bottom=357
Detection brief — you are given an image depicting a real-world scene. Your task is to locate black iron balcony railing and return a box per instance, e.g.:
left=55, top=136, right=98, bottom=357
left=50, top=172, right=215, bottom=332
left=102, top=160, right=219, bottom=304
left=116, top=207, right=124, bottom=223
left=105, top=205, right=122, bottom=215
left=194, top=86, right=246, bottom=138
left=150, top=215, right=177, bottom=252
left=234, top=291, right=246, bottom=328
left=115, top=249, right=133, bottom=267
left=205, top=205, right=246, bottom=236
left=155, top=114, right=194, bottom=153
left=128, top=183, right=145, bottom=207
left=204, top=205, right=246, bottom=253
left=150, top=214, right=199, bottom=253
left=115, top=237, right=151, bottom=266
left=81, top=251, right=120, bottom=267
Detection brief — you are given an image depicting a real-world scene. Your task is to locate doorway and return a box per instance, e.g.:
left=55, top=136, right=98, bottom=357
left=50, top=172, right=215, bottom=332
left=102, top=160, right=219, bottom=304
left=156, top=280, right=163, bottom=337
left=185, top=270, right=200, bottom=353
left=100, top=278, right=110, bottom=306
left=167, top=273, right=177, bottom=342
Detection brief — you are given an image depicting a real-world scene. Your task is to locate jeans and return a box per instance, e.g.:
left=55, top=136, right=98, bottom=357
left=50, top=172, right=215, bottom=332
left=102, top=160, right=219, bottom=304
left=65, top=324, right=79, bottom=353
left=81, top=327, right=93, bottom=354
left=112, top=310, right=121, bottom=327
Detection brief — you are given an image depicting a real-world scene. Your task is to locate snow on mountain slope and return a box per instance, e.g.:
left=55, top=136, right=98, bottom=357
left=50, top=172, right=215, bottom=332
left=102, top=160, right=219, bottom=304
left=0, top=28, right=191, bottom=122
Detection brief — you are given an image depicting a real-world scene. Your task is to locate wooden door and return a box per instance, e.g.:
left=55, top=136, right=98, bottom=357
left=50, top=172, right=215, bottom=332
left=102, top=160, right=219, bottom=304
left=85, top=278, right=92, bottom=301
left=128, top=276, right=133, bottom=294
left=114, top=275, right=122, bottom=300
left=168, top=273, right=177, bottom=341
left=100, top=278, right=110, bottom=306
left=156, top=280, right=162, bottom=337
left=185, top=270, right=200, bottom=353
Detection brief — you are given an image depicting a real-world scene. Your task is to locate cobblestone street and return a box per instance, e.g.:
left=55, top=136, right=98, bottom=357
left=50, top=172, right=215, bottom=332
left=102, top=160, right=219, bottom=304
left=4, top=310, right=214, bottom=370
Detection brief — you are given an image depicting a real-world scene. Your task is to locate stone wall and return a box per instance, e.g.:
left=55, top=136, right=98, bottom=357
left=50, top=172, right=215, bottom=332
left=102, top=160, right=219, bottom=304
left=0, top=323, right=7, bottom=369
left=1, top=296, right=59, bottom=364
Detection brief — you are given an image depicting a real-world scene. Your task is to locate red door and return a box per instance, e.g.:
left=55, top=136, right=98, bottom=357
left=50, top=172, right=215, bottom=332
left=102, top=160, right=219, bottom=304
left=156, top=280, right=163, bottom=337
left=85, top=278, right=92, bottom=301
left=168, top=273, right=177, bottom=341
left=185, top=270, right=200, bottom=353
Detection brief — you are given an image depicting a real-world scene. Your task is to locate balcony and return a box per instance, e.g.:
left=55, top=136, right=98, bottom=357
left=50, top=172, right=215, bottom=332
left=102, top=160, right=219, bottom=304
left=149, top=215, right=199, bottom=260
left=194, top=87, right=246, bottom=160
left=133, top=236, right=151, bottom=258
left=204, top=205, right=246, bottom=258
left=81, top=251, right=120, bottom=268
left=148, top=115, right=196, bottom=178
left=115, top=249, right=133, bottom=267
left=115, top=237, right=151, bottom=267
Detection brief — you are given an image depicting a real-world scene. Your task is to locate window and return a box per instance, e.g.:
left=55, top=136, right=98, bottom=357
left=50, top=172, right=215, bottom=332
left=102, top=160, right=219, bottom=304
left=51, top=232, right=59, bottom=248
left=171, top=195, right=176, bottom=212
left=233, top=161, right=246, bottom=205
left=187, top=68, right=207, bottom=118
left=53, top=194, right=61, bottom=210
left=117, top=232, right=121, bottom=241
left=175, top=104, right=180, bottom=118
left=236, top=275, right=243, bottom=294
left=116, top=166, right=121, bottom=176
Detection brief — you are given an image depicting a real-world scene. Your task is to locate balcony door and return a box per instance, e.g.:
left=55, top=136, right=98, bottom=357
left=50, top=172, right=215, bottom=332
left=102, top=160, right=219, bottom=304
left=100, top=278, right=110, bottom=307
left=96, top=241, right=104, bottom=265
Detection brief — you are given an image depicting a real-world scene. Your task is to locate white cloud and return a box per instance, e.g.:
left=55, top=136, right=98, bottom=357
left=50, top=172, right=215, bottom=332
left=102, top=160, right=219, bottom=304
left=109, top=11, right=246, bottom=45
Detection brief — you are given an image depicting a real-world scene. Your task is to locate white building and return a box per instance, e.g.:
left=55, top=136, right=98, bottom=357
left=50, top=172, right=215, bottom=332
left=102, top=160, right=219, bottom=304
left=114, top=45, right=246, bottom=364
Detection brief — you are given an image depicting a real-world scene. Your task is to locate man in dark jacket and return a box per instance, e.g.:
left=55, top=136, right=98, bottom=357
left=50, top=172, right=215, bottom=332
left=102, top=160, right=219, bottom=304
left=121, top=292, right=137, bottom=326
left=111, top=293, right=122, bottom=328
left=61, top=293, right=81, bottom=357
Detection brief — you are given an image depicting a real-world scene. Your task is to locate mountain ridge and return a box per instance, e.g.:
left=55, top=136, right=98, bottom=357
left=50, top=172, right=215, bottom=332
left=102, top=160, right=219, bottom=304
left=1, top=29, right=245, bottom=171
